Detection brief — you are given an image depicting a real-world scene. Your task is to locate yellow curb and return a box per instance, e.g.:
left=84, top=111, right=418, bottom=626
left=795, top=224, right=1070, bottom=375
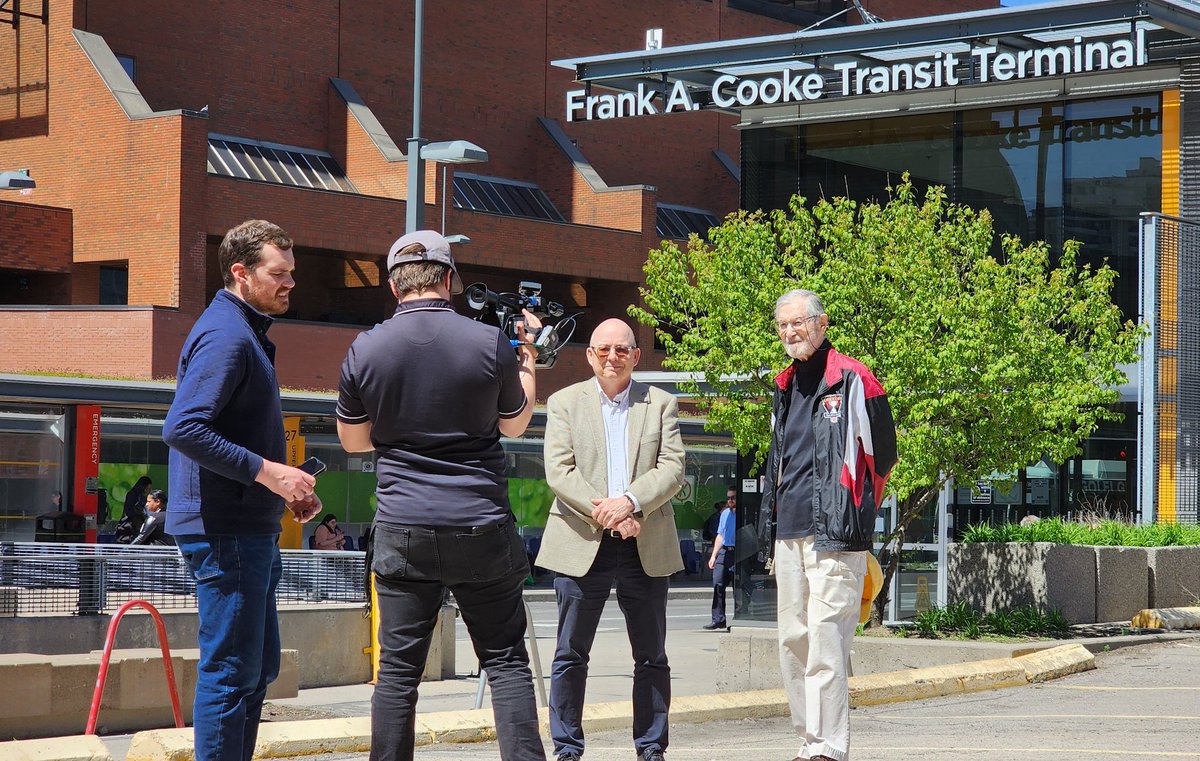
left=1013, top=644, right=1095, bottom=683
left=849, top=657, right=1028, bottom=706
left=416, top=709, right=496, bottom=744
left=1132, top=606, right=1200, bottom=630
left=0, top=735, right=112, bottom=761
left=45, top=649, right=1100, bottom=760
left=126, top=719, right=397, bottom=761
left=124, top=729, right=193, bottom=761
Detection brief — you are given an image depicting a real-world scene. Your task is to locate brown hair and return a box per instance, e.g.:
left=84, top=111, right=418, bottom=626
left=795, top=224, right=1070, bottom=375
left=218, top=219, right=293, bottom=287
left=388, top=243, right=449, bottom=296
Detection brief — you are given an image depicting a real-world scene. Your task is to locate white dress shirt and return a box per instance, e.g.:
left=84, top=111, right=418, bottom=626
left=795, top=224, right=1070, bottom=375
left=596, top=379, right=641, bottom=511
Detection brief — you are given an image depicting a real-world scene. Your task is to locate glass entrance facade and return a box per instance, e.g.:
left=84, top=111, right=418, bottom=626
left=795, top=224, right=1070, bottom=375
left=744, top=92, right=1162, bottom=319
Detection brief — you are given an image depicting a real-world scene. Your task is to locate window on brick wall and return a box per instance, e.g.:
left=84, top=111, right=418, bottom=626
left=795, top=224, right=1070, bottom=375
left=99, top=266, right=128, bottom=305
left=655, top=204, right=719, bottom=241
left=452, top=173, right=564, bottom=222
left=115, top=54, right=135, bottom=82
left=207, top=134, right=358, bottom=193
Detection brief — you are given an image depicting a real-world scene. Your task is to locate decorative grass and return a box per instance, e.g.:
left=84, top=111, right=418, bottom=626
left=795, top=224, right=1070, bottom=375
left=960, top=517, right=1200, bottom=547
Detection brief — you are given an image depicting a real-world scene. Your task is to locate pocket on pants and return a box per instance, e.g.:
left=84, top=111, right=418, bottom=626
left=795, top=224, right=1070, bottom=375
left=453, top=520, right=519, bottom=581
left=372, top=523, right=411, bottom=580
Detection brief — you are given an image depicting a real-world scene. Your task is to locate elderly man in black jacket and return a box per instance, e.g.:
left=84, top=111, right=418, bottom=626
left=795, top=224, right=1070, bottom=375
left=757, top=289, right=897, bottom=761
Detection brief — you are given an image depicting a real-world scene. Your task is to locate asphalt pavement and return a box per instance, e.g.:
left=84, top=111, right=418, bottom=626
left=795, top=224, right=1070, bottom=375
left=96, top=592, right=1200, bottom=761
left=278, top=639, right=1200, bottom=761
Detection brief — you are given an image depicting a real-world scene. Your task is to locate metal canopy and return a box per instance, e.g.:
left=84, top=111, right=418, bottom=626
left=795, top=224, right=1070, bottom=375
left=554, top=0, right=1200, bottom=114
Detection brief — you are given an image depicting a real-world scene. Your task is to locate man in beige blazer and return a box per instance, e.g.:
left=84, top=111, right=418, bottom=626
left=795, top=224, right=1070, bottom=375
left=536, top=318, right=685, bottom=761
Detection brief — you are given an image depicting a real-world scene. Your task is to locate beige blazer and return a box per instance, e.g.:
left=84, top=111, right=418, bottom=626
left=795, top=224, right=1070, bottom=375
left=535, top=379, right=686, bottom=578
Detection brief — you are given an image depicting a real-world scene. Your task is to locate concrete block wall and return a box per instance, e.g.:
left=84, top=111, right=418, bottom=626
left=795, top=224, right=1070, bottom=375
left=0, top=648, right=297, bottom=740
left=949, top=543, right=1200, bottom=625
left=1146, top=546, right=1200, bottom=608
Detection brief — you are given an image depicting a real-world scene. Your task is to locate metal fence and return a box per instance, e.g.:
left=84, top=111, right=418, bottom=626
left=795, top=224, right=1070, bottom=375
left=0, top=542, right=366, bottom=616
left=1140, top=213, right=1200, bottom=525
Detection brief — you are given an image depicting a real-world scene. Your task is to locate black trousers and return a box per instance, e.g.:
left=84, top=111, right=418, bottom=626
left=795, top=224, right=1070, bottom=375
left=370, top=518, right=545, bottom=761
left=549, top=532, right=671, bottom=757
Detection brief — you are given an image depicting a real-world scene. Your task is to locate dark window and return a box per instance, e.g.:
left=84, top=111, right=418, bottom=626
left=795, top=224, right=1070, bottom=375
left=655, top=204, right=719, bottom=240
left=742, top=93, right=1161, bottom=322
left=451, top=173, right=564, bottom=222
left=99, top=266, right=128, bottom=305
left=206, top=135, right=357, bottom=193
left=115, top=54, right=135, bottom=82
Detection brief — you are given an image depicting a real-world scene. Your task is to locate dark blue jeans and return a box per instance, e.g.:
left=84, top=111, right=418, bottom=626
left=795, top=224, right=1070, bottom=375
left=177, top=534, right=282, bottom=761
left=370, top=518, right=544, bottom=761
left=550, top=533, right=671, bottom=757
left=711, top=545, right=734, bottom=626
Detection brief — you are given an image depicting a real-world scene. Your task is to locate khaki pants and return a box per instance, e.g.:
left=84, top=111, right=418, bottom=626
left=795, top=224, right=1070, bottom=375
left=775, top=536, right=866, bottom=761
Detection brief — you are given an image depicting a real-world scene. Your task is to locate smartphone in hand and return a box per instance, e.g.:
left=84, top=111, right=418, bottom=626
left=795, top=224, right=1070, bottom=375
left=298, top=456, right=327, bottom=477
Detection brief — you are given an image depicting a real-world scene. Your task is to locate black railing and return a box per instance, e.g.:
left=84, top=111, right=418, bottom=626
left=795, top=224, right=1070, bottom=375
left=0, top=542, right=366, bottom=616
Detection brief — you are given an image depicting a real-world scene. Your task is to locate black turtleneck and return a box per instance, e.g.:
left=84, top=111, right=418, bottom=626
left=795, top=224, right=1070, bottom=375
left=775, top=343, right=830, bottom=540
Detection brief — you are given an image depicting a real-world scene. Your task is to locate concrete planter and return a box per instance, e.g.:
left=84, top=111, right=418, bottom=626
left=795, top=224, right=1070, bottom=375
left=949, top=542, right=1200, bottom=625
left=948, top=542, right=1096, bottom=624
left=1146, top=546, right=1200, bottom=608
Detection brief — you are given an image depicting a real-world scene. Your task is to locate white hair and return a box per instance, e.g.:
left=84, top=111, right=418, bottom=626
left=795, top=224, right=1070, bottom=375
left=774, top=289, right=824, bottom=319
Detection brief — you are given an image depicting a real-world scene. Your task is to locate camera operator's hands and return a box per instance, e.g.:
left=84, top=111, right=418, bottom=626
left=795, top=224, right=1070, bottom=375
left=515, top=309, right=542, bottom=362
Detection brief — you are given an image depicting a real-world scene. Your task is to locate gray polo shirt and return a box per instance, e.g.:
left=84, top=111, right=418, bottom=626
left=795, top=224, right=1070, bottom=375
left=336, top=298, right=526, bottom=526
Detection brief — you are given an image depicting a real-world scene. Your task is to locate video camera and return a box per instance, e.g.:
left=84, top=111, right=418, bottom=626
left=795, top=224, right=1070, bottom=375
left=464, top=281, right=576, bottom=369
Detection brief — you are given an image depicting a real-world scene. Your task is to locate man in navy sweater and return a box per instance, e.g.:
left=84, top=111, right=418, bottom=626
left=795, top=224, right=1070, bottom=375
left=164, top=219, right=322, bottom=761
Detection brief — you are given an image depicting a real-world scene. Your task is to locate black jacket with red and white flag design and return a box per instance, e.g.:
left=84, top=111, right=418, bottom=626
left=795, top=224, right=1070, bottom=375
left=756, top=345, right=898, bottom=557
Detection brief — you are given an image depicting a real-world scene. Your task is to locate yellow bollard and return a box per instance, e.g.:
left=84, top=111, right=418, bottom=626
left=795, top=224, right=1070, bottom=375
left=361, top=573, right=380, bottom=685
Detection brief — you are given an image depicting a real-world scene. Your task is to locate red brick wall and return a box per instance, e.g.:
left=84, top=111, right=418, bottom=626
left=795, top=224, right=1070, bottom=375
left=0, top=5, right=196, bottom=310
left=0, top=308, right=159, bottom=377
left=0, top=200, right=72, bottom=272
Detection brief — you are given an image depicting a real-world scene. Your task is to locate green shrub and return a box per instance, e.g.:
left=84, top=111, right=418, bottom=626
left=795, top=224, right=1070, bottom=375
left=906, top=602, right=1069, bottom=639
left=961, top=517, right=1200, bottom=547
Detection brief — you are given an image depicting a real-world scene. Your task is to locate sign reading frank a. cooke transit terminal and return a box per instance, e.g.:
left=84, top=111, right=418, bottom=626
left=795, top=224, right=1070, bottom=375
left=566, top=28, right=1148, bottom=122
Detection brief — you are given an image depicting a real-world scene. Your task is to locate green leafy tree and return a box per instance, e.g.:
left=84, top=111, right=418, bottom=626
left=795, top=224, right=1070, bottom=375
left=631, top=179, right=1142, bottom=623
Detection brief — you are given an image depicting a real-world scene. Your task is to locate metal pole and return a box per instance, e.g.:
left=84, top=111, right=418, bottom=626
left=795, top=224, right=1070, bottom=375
left=405, top=0, right=426, bottom=233
left=1137, top=213, right=1158, bottom=525
left=936, top=478, right=952, bottom=608
left=441, top=164, right=448, bottom=234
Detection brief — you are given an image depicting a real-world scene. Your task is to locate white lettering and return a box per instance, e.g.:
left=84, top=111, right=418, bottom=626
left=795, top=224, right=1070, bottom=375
left=1034, top=46, right=1069, bottom=77
left=973, top=46, right=996, bottom=83
left=833, top=61, right=857, bottom=96
left=759, top=77, right=782, bottom=104
left=993, top=51, right=1017, bottom=81
left=802, top=72, right=823, bottom=99
left=566, top=89, right=587, bottom=122
left=711, top=74, right=737, bottom=108
left=639, top=83, right=660, bottom=115
left=783, top=69, right=805, bottom=102
left=1111, top=38, right=1135, bottom=68
left=736, top=79, right=758, bottom=105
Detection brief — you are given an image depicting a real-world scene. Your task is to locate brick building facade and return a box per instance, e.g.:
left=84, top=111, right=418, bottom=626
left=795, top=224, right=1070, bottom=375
left=0, top=0, right=991, bottom=396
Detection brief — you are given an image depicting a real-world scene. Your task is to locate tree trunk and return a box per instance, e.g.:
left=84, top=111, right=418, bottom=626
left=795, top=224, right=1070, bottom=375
left=870, top=484, right=942, bottom=626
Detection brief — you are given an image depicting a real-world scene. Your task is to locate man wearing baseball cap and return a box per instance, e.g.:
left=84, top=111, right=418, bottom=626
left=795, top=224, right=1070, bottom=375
left=336, top=230, right=545, bottom=761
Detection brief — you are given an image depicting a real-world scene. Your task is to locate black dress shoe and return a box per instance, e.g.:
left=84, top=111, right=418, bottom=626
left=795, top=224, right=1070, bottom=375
left=702, top=621, right=729, bottom=631
left=640, top=749, right=666, bottom=761
left=556, top=754, right=582, bottom=761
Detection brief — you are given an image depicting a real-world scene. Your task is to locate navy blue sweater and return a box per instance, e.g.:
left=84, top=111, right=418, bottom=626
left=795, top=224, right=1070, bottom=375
left=163, top=289, right=286, bottom=536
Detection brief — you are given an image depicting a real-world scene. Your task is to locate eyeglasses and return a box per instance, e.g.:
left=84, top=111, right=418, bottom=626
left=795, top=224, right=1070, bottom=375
left=776, top=315, right=822, bottom=334
left=590, top=344, right=635, bottom=358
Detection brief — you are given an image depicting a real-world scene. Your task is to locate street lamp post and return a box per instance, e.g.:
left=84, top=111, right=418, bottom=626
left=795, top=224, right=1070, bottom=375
left=405, top=0, right=426, bottom=234
left=420, top=141, right=489, bottom=233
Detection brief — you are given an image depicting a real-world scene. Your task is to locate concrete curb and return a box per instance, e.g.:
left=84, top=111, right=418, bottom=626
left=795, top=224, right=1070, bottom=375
left=0, top=735, right=112, bottom=761
left=55, top=644, right=1099, bottom=761
left=1131, top=606, right=1200, bottom=630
